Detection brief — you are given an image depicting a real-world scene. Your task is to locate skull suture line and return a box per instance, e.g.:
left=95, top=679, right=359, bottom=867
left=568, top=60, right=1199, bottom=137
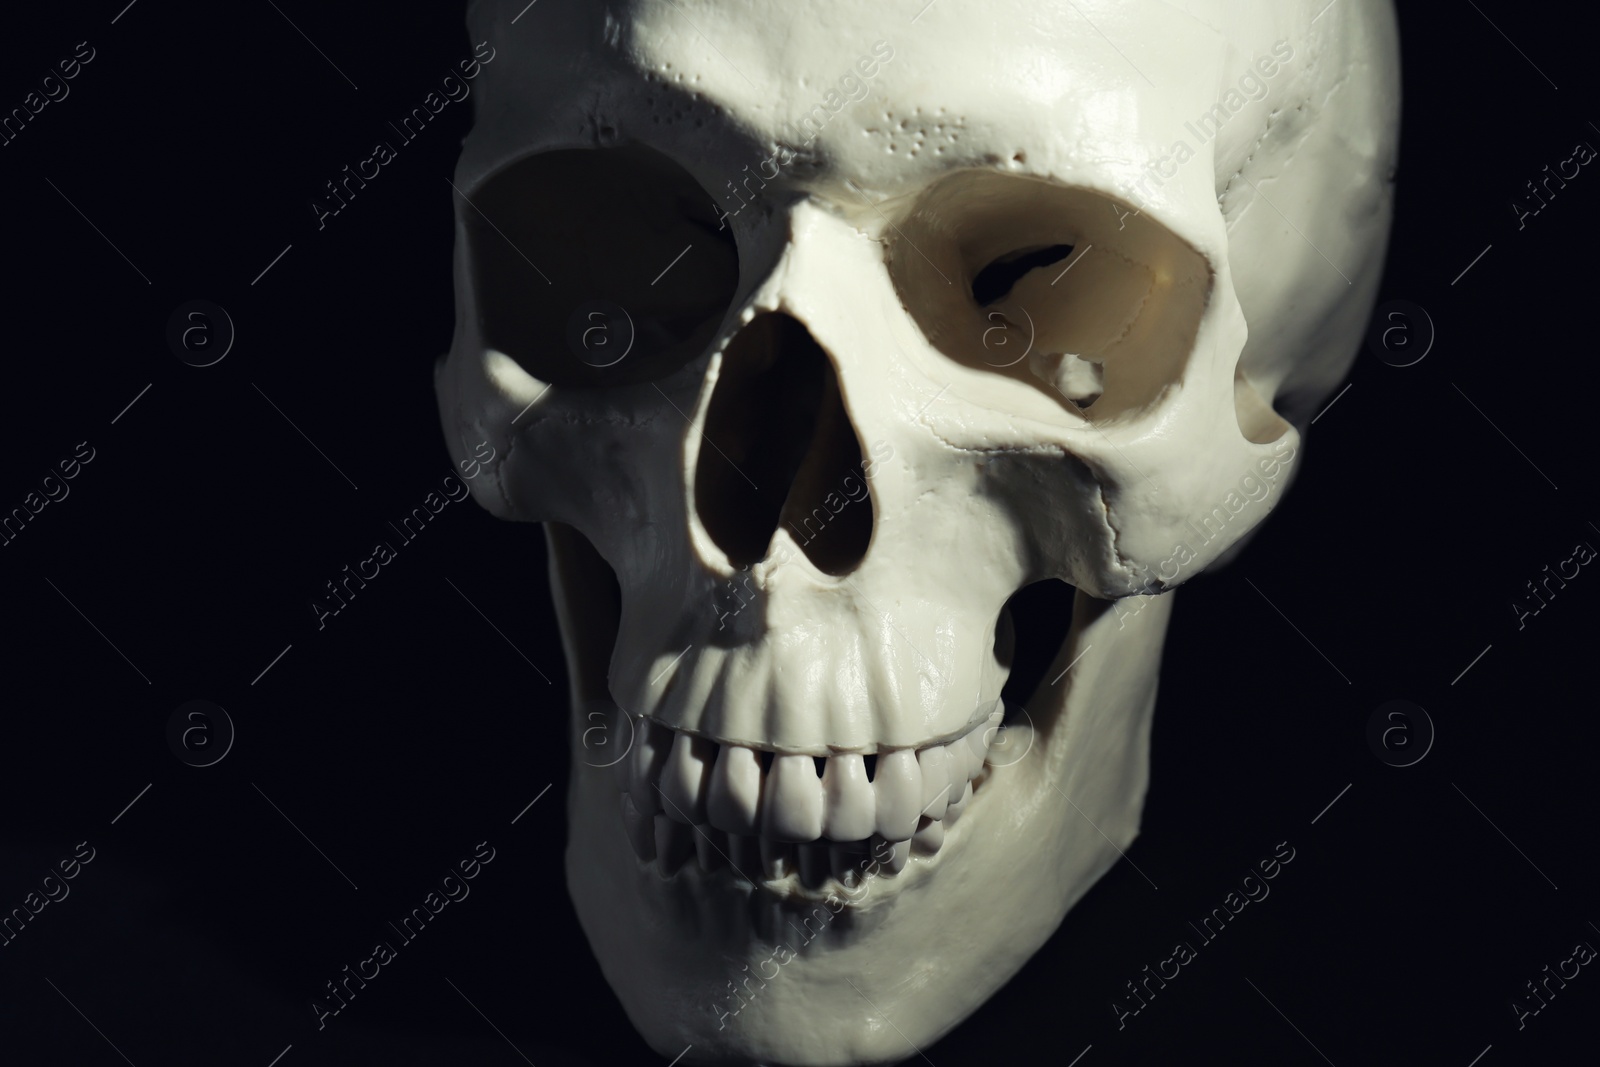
left=435, top=1, right=1399, bottom=1063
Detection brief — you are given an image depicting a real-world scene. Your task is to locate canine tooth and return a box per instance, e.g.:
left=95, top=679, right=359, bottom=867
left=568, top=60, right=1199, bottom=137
left=872, top=749, right=922, bottom=841
left=694, top=826, right=727, bottom=872
left=822, top=754, right=876, bottom=842
left=660, top=731, right=716, bottom=824
left=629, top=719, right=673, bottom=817
left=762, top=754, right=824, bottom=842
left=946, top=779, right=973, bottom=825
left=917, top=745, right=951, bottom=814
left=759, top=837, right=790, bottom=881
left=707, top=744, right=764, bottom=835
left=653, top=814, right=694, bottom=874
left=797, top=843, right=829, bottom=889
left=911, top=816, right=945, bottom=856
left=620, top=794, right=655, bottom=862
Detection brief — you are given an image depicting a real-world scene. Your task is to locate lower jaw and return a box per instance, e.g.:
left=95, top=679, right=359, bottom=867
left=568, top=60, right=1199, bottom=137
left=559, top=585, right=1175, bottom=1067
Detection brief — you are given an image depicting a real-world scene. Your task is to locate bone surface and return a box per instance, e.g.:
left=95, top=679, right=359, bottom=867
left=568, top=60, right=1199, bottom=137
left=438, top=1, right=1400, bottom=1063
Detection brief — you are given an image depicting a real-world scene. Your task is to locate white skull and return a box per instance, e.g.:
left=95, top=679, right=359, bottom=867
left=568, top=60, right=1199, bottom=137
left=436, top=1, right=1398, bottom=1063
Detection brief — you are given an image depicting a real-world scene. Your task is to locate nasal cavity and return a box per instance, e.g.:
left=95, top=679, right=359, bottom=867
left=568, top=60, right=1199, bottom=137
left=694, top=312, right=873, bottom=574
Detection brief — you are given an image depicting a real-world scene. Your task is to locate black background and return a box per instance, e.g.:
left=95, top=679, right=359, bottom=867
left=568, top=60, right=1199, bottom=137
left=1, top=2, right=1596, bottom=1065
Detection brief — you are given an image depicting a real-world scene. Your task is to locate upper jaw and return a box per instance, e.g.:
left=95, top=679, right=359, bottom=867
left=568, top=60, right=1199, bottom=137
left=605, top=580, right=1013, bottom=755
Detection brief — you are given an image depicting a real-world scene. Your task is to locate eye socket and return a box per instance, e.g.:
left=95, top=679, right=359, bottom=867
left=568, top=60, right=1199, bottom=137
left=464, top=144, right=740, bottom=387
left=886, top=172, right=1210, bottom=420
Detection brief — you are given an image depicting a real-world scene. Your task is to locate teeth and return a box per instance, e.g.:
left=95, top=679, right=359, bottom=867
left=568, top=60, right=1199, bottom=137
left=629, top=720, right=673, bottom=817
left=729, top=834, right=761, bottom=877
left=830, top=841, right=871, bottom=889
left=654, top=814, right=695, bottom=874
left=872, top=749, right=923, bottom=841
left=944, top=736, right=970, bottom=785
left=706, top=744, right=764, bottom=835
left=760, top=837, right=790, bottom=881
left=917, top=745, right=951, bottom=815
left=695, top=826, right=727, bottom=872
left=874, top=837, right=909, bottom=874
left=762, top=755, right=825, bottom=842
left=821, top=753, right=876, bottom=842
left=945, top=779, right=973, bottom=825
left=659, top=731, right=716, bottom=824
left=796, top=843, right=829, bottom=889
left=612, top=717, right=996, bottom=885
left=620, top=794, right=655, bottom=862
left=966, top=710, right=1002, bottom=776
left=609, top=710, right=634, bottom=792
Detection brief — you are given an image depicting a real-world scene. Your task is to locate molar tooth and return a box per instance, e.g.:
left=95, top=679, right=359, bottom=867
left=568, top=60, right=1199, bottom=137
left=609, top=711, right=634, bottom=792
left=695, top=826, right=727, bottom=872
left=629, top=719, right=673, bottom=817
left=872, top=749, right=922, bottom=841
left=916, top=745, right=951, bottom=814
left=659, top=731, right=716, bottom=824
left=965, top=718, right=996, bottom=776
left=821, top=754, right=876, bottom=842
left=911, top=816, right=945, bottom=856
left=945, top=779, right=973, bottom=825
left=761, top=754, right=824, bottom=842
left=707, top=744, right=764, bottom=835
left=653, top=814, right=694, bottom=874
left=620, top=794, right=655, bottom=863
left=975, top=713, right=1006, bottom=780
left=759, top=837, right=791, bottom=881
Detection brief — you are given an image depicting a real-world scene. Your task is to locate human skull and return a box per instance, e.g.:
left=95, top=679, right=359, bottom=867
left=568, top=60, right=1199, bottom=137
left=435, top=0, right=1399, bottom=1063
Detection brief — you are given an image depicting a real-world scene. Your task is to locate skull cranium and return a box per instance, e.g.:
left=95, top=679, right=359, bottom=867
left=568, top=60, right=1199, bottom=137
left=436, top=1, right=1399, bottom=1062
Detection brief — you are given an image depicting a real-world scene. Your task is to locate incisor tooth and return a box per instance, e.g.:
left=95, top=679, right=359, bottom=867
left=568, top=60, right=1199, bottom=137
left=797, top=843, right=829, bottom=889
left=873, top=749, right=922, bottom=841
left=830, top=842, right=872, bottom=891
left=917, top=745, right=951, bottom=814
left=762, top=754, right=824, bottom=842
left=659, top=731, right=716, bottom=824
left=707, top=744, right=764, bottom=835
left=822, top=754, right=875, bottom=841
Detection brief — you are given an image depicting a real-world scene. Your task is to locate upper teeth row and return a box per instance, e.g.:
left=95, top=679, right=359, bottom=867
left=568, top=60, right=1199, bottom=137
left=611, top=709, right=1003, bottom=846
